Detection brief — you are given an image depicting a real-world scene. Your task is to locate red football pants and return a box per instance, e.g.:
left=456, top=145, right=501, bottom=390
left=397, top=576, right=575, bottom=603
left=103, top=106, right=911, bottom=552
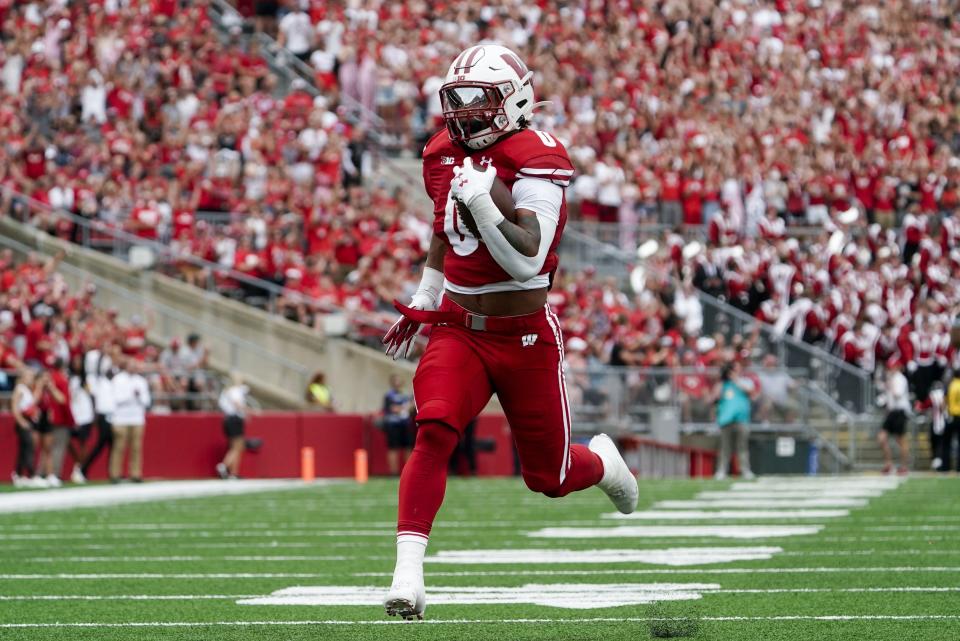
left=397, top=300, right=603, bottom=540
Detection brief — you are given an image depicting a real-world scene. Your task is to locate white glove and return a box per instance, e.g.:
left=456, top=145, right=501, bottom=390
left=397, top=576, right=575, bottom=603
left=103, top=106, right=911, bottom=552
left=450, top=158, right=504, bottom=228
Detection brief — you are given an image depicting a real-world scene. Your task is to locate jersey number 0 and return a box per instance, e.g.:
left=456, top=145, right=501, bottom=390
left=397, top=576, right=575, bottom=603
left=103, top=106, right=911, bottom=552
left=443, top=196, right=480, bottom=256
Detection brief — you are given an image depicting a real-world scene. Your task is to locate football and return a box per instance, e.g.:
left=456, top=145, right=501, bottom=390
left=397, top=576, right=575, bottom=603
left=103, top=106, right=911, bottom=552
left=455, top=173, right=515, bottom=239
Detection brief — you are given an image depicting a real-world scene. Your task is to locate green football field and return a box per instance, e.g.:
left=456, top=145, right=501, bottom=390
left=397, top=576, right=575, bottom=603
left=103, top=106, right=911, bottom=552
left=1, top=475, right=959, bottom=641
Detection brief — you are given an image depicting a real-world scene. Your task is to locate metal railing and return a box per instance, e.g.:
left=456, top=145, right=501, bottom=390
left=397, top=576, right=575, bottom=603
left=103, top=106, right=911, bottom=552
left=699, top=295, right=874, bottom=414
left=566, top=365, right=812, bottom=431
left=559, top=224, right=875, bottom=415
left=566, top=219, right=825, bottom=249
left=0, top=232, right=315, bottom=398
left=566, top=363, right=861, bottom=473
left=3, top=187, right=395, bottom=340
left=619, top=436, right=716, bottom=478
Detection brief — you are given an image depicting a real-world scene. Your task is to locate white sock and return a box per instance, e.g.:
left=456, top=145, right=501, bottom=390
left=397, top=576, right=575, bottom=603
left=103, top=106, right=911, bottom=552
left=394, top=534, right=427, bottom=574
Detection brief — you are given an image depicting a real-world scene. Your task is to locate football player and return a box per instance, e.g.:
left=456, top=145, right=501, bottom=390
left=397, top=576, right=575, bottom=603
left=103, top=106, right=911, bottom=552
left=381, top=44, right=638, bottom=620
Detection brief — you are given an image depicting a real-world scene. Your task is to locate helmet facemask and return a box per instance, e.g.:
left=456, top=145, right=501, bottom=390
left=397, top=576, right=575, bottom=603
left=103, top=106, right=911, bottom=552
left=441, top=81, right=517, bottom=150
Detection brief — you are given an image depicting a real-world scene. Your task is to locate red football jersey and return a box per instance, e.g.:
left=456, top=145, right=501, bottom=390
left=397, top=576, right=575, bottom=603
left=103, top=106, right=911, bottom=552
left=422, top=128, right=574, bottom=291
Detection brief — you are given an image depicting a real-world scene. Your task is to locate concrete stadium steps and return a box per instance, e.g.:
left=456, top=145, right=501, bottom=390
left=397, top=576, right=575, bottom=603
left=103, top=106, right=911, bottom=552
left=0, top=217, right=415, bottom=411
left=831, top=426, right=932, bottom=471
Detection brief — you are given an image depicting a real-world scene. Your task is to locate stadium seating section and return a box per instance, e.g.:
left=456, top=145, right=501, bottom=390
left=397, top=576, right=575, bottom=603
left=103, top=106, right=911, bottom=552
left=1, top=0, right=958, bottom=380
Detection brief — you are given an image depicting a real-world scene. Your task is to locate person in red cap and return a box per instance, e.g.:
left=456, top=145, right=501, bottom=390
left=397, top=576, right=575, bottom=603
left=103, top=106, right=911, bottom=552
left=879, top=358, right=911, bottom=475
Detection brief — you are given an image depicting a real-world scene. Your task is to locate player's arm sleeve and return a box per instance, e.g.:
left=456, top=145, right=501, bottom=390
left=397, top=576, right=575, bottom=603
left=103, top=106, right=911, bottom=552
left=476, top=178, right=562, bottom=283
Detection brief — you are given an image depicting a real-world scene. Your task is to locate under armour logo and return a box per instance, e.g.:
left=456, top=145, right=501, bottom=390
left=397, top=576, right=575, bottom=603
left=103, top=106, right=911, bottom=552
left=479, top=156, right=492, bottom=167
left=521, top=334, right=538, bottom=347
left=441, top=156, right=456, bottom=165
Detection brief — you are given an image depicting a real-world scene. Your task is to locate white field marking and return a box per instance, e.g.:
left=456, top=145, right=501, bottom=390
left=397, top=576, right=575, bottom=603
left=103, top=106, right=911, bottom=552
left=0, top=542, right=359, bottom=551
left=654, top=498, right=867, bottom=508
left=0, top=530, right=391, bottom=541
left=730, top=481, right=901, bottom=491
left=0, top=594, right=259, bottom=601
left=3, top=615, right=959, bottom=629
left=426, top=547, right=783, bottom=566
left=604, top=509, right=849, bottom=520
left=6, top=586, right=960, bottom=602
left=0, top=480, right=321, bottom=514
left=528, top=525, right=823, bottom=539
left=354, top=566, right=960, bottom=578
left=715, top=587, right=960, bottom=594
left=237, top=583, right=722, bottom=609
left=15, top=548, right=960, bottom=564
left=863, top=525, right=960, bottom=532
left=0, top=520, right=651, bottom=533
left=696, top=490, right=883, bottom=499
left=18, top=555, right=387, bottom=563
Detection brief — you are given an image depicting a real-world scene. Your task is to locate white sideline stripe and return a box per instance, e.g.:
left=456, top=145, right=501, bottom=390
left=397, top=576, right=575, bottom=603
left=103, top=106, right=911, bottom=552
left=7, top=586, right=960, bottom=603
left=427, top=547, right=783, bottom=566
left=0, top=594, right=259, bottom=601
left=604, top=509, right=849, bottom=520
left=6, top=586, right=959, bottom=601
left=655, top=499, right=868, bottom=508
left=355, top=566, right=960, bottom=578
left=19, top=556, right=379, bottom=563
left=696, top=490, right=883, bottom=499
left=0, top=480, right=315, bottom=514
left=7, top=513, right=958, bottom=533
left=529, top=525, right=823, bottom=539
left=0, top=530, right=392, bottom=541
left=14, top=548, right=960, bottom=564
left=240, top=583, right=721, bottom=609
left=2, top=615, right=958, bottom=628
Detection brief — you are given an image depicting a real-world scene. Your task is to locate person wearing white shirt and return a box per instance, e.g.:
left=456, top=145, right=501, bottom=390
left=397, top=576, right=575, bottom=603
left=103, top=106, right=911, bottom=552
left=10, top=368, right=42, bottom=488
left=278, top=9, right=314, bottom=60
left=67, top=360, right=96, bottom=484
left=879, top=359, right=911, bottom=475
left=108, top=359, right=152, bottom=483
left=81, top=349, right=116, bottom=479
left=216, top=376, right=250, bottom=480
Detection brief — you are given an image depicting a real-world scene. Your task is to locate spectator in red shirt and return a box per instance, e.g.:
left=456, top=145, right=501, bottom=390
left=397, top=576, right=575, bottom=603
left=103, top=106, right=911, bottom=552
left=35, top=360, right=70, bottom=486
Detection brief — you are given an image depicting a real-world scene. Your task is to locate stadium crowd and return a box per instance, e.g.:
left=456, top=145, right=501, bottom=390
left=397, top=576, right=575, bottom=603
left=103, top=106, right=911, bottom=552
left=0, top=0, right=429, bottom=331
left=1, top=0, right=958, bottom=410
left=1, top=249, right=216, bottom=487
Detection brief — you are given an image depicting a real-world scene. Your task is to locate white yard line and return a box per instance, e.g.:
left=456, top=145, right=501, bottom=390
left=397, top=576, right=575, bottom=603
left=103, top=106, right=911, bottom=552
left=0, top=480, right=321, bottom=514
left=528, top=525, right=823, bottom=539
left=12, top=548, right=960, bottom=564
left=654, top=499, right=868, bottom=508
left=4, top=566, right=959, bottom=580
left=695, top=490, right=883, bottom=499
left=0, top=594, right=259, bottom=600
left=3, top=586, right=959, bottom=601
left=18, top=555, right=382, bottom=563
left=604, top=509, right=849, bottom=520
left=239, top=583, right=722, bottom=608
left=426, top=547, right=783, bottom=566
left=353, top=566, right=960, bottom=578
left=1, top=615, right=956, bottom=628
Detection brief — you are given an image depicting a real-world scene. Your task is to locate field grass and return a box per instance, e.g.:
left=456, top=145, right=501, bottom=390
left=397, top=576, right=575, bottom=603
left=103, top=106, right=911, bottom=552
left=1, top=475, right=959, bottom=641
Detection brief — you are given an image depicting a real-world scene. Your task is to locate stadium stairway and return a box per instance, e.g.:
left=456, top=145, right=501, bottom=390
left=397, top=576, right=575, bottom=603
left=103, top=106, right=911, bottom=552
left=0, top=216, right=414, bottom=411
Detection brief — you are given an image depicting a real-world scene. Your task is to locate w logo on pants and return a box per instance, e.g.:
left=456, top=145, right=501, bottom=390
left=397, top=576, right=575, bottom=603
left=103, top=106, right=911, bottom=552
left=521, top=334, right=538, bottom=347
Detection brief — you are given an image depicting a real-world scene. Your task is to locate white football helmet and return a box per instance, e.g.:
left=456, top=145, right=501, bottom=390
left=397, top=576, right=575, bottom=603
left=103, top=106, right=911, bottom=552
left=440, top=44, right=535, bottom=150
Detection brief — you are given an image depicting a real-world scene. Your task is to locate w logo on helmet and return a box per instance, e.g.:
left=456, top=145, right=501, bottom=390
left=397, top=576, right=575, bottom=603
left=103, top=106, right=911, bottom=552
left=452, top=46, right=486, bottom=74
left=500, top=52, right=528, bottom=77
